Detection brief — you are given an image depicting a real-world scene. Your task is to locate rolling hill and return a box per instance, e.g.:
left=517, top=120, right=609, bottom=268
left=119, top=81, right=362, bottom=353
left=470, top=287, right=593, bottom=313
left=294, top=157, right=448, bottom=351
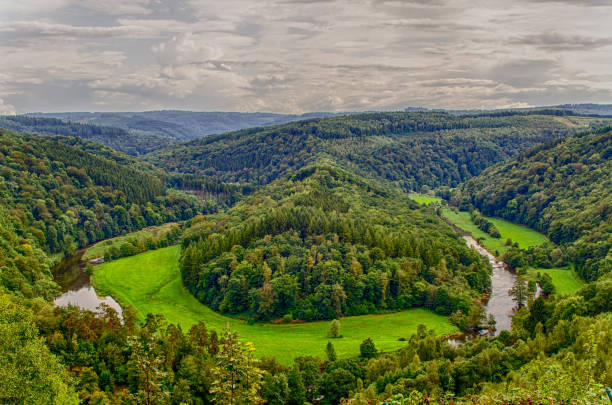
left=8, top=111, right=343, bottom=155
left=460, top=127, right=612, bottom=281
left=146, top=111, right=611, bottom=191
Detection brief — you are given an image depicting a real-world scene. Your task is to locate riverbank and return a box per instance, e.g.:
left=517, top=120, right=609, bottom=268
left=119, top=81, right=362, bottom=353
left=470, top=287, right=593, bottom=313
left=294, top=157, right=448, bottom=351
left=52, top=250, right=123, bottom=318
left=91, top=245, right=457, bottom=363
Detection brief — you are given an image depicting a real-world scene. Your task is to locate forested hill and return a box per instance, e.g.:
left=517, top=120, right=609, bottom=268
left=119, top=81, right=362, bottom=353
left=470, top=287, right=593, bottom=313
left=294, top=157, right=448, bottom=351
left=459, top=127, right=612, bottom=281
left=146, top=111, right=611, bottom=191
left=0, top=129, right=212, bottom=299
left=11, top=111, right=342, bottom=155
left=180, top=164, right=491, bottom=322
left=0, top=115, right=167, bottom=155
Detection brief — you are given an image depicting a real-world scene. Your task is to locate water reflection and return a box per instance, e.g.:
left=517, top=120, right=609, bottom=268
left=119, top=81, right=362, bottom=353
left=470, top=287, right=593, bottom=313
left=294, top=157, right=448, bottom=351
left=53, top=252, right=123, bottom=319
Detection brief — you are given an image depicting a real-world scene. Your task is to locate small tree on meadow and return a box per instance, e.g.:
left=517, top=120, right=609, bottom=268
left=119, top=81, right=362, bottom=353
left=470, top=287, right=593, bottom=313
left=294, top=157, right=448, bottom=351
left=327, top=319, right=342, bottom=338
left=326, top=341, right=337, bottom=362
left=359, top=337, right=377, bottom=359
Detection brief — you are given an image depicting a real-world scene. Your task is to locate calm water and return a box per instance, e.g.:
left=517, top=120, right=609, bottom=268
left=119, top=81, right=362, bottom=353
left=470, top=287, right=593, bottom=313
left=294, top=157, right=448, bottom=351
left=463, top=235, right=516, bottom=334
left=53, top=253, right=123, bottom=319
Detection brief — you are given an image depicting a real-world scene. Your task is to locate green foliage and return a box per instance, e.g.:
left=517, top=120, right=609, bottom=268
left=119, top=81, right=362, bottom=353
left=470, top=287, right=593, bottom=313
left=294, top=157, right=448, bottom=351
left=359, top=338, right=378, bottom=359
left=528, top=267, right=584, bottom=296
left=180, top=165, right=491, bottom=321
left=409, top=194, right=442, bottom=205
left=148, top=112, right=601, bottom=191
left=508, top=275, right=533, bottom=309
left=0, top=114, right=167, bottom=155
left=0, top=129, right=212, bottom=296
left=461, top=128, right=612, bottom=281
left=211, top=328, right=263, bottom=405
left=0, top=294, right=79, bottom=404
left=470, top=210, right=501, bottom=238
left=14, top=111, right=339, bottom=155
left=326, top=341, right=337, bottom=362
left=441, top=208, right=549, bottom=258
left=93, top=246, right=457, bottom=362
left=328, top=319, right=342, bottom=338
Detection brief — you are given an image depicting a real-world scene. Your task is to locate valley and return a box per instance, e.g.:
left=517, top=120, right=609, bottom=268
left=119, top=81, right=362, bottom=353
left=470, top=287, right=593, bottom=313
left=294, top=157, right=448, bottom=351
left=64, top=189, right=549, bottom=360
left=1, top=112, right=610, bottom=404
left=3, top=1, right=612, bottom=401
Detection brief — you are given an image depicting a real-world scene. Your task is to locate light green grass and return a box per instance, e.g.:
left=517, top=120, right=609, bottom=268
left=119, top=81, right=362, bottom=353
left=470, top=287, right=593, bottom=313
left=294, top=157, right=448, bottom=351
left=84, top=223, right=178, bottom=260
left=409, top=194, right=443, bottom=205
left=93, top=246, right=457, bottom=363
left=441, top=208, right=549, bottom=257
left=528, top=267, right=584, bottom=295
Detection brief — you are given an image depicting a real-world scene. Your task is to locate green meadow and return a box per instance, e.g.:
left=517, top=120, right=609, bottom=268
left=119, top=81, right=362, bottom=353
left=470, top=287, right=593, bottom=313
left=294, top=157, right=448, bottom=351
left=84, top=222, right=179, bottom=260
left=441, top=208, right=549, bottom=257
left=93, top=245, right=457, bottom=363
left=528, top=267, right=584, bottom=295
left=409, top=193, right=443, bottom=205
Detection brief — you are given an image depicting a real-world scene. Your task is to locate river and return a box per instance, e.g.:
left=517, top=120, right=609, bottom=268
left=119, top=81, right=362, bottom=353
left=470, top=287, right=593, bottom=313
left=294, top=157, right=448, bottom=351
left=462, top=235, right=516, bottom=334
left=52, top=252, right=123, bottom=319
left=52, top=231, right=516, bottom=334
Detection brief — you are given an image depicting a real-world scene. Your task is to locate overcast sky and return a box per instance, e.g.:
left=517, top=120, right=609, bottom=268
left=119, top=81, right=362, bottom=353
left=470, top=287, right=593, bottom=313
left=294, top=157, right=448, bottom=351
left=0, top=0, right=611, bottom=114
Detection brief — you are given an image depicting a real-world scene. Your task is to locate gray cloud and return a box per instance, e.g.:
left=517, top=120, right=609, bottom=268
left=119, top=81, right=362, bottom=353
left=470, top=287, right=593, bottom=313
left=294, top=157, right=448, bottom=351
left=510, top=32, right=612, bottom=51
left=0, top=0, right=611, bottom=113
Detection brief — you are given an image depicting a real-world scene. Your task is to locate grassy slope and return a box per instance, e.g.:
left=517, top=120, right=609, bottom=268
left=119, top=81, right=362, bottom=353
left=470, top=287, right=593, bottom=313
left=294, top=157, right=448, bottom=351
left=93, top=246, right=456, bottom=363
left=441, top=208, right=549, bottom=256
left=528, top=267, right=584, bottom=295
left=409, top=194, right=443, bottom=205
left=439, top=208, right=582, bottom=294
left=83, top=223, right=178, bottom=260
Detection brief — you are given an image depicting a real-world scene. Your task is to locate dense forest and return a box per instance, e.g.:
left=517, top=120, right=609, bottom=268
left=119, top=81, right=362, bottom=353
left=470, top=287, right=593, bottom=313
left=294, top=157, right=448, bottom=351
left=0, top=110, right=611, bottom=404
left=459, top=128, right=612, bottom=282
left=180, top=165, right=491, bottom=322
left=146, top=111, right=611, bottom=191
left=0, top=129, right=215, bottom=298
left=17, top=111, right=342, bottom=155
left=0, top=115, right=169, bottom=155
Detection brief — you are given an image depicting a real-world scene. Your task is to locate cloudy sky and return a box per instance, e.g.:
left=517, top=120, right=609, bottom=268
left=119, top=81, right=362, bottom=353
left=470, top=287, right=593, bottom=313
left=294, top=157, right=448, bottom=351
left=1, top=0, right=611, bottom=114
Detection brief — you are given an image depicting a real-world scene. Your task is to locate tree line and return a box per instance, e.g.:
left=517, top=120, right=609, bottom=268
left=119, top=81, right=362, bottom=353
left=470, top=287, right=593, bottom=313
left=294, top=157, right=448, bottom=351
left=147, top=112, right=609, bottom=192
left=180, top=166, right=491, bottom=323
left=458, top=128, right=612, bottom=281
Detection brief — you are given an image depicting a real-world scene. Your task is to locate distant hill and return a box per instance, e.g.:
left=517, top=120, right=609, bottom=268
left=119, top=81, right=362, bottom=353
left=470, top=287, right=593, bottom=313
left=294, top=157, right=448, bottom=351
left=544, top=103, right=612, bottom=116
left=146, top=110, right=612, bottom=191
left=11, top=110, right=343, bottom=155
left=0, top=115, right=167, bottom=155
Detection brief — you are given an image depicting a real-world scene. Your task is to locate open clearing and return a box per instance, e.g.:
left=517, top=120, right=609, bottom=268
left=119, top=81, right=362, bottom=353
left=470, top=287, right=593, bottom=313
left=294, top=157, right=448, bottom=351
left=84, top=222, right=179, bottom=260
left=93, top=245, right=457, bottom=363
left=528, top=267, right=584, bottom=295
left=441, top=208, right=549, bottom=257
left=409, top=193, right=443, bottom=205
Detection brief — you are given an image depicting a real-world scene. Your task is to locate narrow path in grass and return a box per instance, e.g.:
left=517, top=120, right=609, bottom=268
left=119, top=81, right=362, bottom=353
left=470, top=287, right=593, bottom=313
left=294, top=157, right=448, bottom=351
left=93, top=246, right=457, bottom=363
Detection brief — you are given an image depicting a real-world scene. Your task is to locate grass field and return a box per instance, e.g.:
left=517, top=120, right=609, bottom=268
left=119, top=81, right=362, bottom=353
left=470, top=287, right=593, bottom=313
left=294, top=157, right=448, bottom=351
left=93, top=246, right=457, bottom=363
left=441, top=208, right=549, bottom=257
left=84, top=223, right=179, bottom=260
left=409, top=194, right=443, bottom=205
left=528, top=267, right=584, bottom=295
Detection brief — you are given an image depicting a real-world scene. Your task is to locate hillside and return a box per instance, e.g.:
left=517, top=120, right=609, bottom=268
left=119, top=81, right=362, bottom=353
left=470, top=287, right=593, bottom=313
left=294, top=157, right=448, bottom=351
left=180, top=165, right=491, bottom=322
left=13, top=111, right=342, bottom=155
left=147, top=111, right=611, bottom=191
left=460, top=127, right=612, bottom=281
left=0, top=129, right=212, bottom=298
left=0, top=115, right=168, bottom=155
